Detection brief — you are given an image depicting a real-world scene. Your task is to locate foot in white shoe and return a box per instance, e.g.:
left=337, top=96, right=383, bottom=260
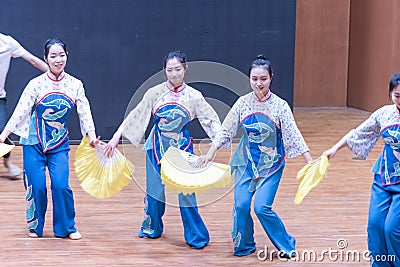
left=28, top=232, right=39, bottom=238
left=4, top=159, right=22, bottom=179
left=68, top=231, right=82, bottom=240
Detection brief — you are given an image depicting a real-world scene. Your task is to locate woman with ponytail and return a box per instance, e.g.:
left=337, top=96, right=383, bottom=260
left=324, top=73, right=400, bottom=266
left=104, top=50, right=225, bottom=249
left=0, top=38, right=99, bottom=240
left=200, top=54, right=312, bottom=257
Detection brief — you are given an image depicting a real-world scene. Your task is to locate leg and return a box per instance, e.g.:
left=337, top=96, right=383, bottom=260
left=23, top=145, right=48, bottom=237
left=138, top=151, right=165, bottom=238
left=178, top=193, right=210, bottom=249
left=47, top=149, right=78, bottom=238
left=0, top=98, right=22, bottom=178
left=253, top=167, right=296, bottom=258
left=232, top=167, right=256, bottom=256
left=0, top=98, right=8, bottom=157
left=4, top=156, right=23, bottom=179
left=368, top=178, right=392, bottom=267
left=383, top=192, right=400, bottom=266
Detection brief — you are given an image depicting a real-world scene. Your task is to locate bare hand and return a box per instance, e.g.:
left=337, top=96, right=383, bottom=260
left=89, top=136, right=101, bottom=148
left=194, top=155, right=213, bottom=168
left=323, top=147, right=337, bottom=160
left=194, top=143, right=218, bottom=168
left=103, top=137, right=119, bottom=158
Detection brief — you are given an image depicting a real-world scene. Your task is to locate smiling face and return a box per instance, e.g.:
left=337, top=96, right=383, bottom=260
left=164, top=57, right=186, bottom=87
left=250, top=66, right=272, bottom=99
left=45, top=44, right=67, bottom=76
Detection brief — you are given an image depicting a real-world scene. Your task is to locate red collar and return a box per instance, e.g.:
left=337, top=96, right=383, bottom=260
left=47, top=71, right=65, bottom=82
left=166, top=81, right=186, bottom=93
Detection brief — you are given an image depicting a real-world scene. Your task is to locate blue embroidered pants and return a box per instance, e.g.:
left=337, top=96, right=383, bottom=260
left=368, top=175, right=400, bottom=266
left=23, top=144, right=77, bottom=237
left=232, top=166, right=295, bottom=256
left=138, top=150, right=209, bottom=249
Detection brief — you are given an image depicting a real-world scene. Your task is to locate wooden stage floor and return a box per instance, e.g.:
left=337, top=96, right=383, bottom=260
left=0, top=107, right=382, bottom=266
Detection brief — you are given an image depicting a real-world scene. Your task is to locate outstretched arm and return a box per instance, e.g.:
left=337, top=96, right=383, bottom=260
left=195, top=98, right=241, bottom=168
left=323, top=133, right=350, bottom=160
left=21, top=51, right=48, bottom=72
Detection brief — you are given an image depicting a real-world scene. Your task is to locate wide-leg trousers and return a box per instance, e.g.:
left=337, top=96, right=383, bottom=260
left=232, top=165, right=296, bottom=257
left=23, top=144, right=77, bottom=237
left=138, top=150, right=209, bottom=249
left=368, top=175, right=400, bottom=267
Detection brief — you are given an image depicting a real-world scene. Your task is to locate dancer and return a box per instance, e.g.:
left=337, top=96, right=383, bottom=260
left=324, top=73, right=400, bottom=266
left=0, top=38, right=99, bottom=239
left=0, top=30, right=48, bottom=178
left=200, top=54, right=312, bottom=257
left=104, top=50, right=224, bottom=249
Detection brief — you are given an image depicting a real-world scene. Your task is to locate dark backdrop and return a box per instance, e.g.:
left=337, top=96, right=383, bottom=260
left=0, top=0, right=296, bottom=141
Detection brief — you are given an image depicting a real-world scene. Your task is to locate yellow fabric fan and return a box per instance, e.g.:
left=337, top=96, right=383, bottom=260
left=74, top=136, right=134, bottom=199
left=294, top=154, right=329, bottom=205
left=0, top=143, right=15, bottom=157
left=160, top=147, right=232, bottom=195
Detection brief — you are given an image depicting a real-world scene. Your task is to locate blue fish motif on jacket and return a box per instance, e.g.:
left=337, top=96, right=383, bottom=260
left=380, top=125, right=400, bottom=185
left=152, top=103, right=192, bottom=164
left=243, top=122, right=273, bottom=143
left=240, top=112, right=284, bottom=179
left=41, top=98, right=72, bottom=109
left=42, top=108, right=68, bottom=121
left=35, top=93, right=74, bottom=152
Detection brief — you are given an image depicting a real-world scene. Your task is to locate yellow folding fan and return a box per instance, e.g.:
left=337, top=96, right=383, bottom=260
left=74, top=136, right=134, bottom=199
left=0, top=143, right=14, bottom=157
left=294, top=154, right=329, bottom=204
left=160, top=147, right=231, bottom=195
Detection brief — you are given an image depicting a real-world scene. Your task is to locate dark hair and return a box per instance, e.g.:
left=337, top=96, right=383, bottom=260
left=249, top=54, right=273, bottom=77
left=44, top=38, right=67, bottom=58
left=163, top=50, right=187, bottom=69
left=389, top=73, right=400, bottom=97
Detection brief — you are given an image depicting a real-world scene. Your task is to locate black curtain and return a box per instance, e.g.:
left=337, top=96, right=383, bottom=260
left=0, top=0, right=296, bottom=141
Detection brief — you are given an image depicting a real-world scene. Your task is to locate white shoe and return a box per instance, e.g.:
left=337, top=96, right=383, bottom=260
left=5, top=161, right=23, bottom=179
left=68, top=231, right=82, bottom=240
left=28, top=232, right=39, bottom=238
